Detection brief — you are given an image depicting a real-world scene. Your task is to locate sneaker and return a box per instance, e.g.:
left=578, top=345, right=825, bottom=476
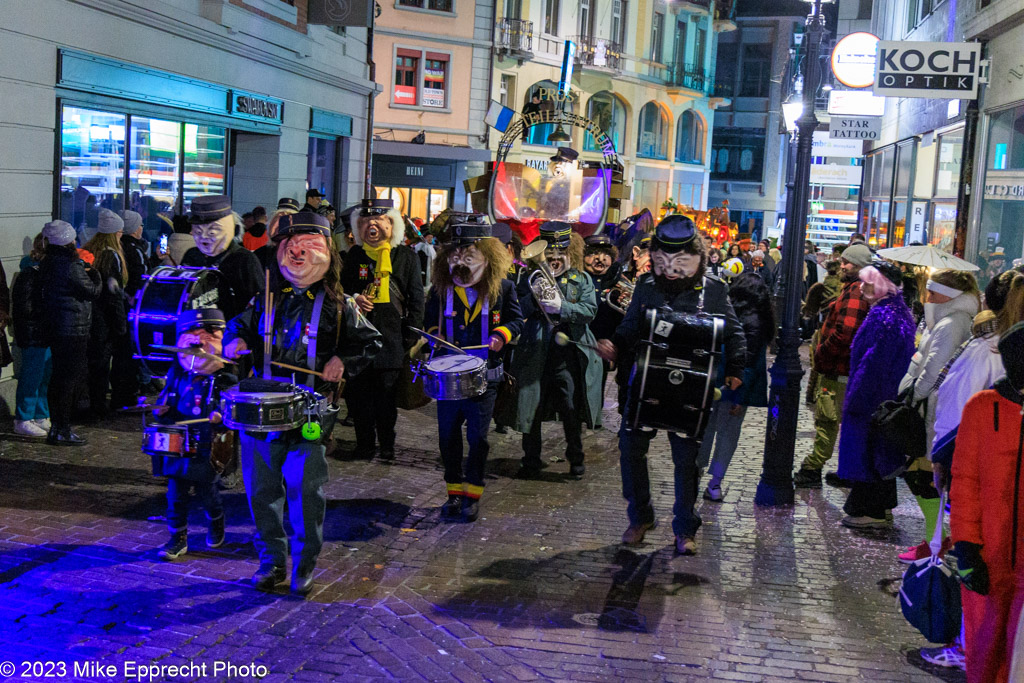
left=899, top=537, right=952, bottom=564
left=252, top=564, right=287, bottom=592
left=841, top=515, right=891, bottom=529
left=675, top=536, right=697, bottom=555
left=158, top=531, right=188, bottom=561
left=824, top=471, right=855, bottom=488
left=919, top=644, right=965, bottom=670
left=206, top=515, right=225, bottom=548
left=46, top=428, right=87, bottom=446
left=33, top=418, right=52, bottom=432
left=703, top=482, right=724, bottom=502
left=14, top=420, right=47, bottom=438
left=291, top=564, right=316, bottom=596
left=621, top=521, right=657, bottom=546
left=793, top=467, right=822, bottom=488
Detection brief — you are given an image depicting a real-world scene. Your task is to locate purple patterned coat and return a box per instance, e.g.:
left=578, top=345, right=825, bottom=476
left=837, top=293, right=917, bottom=482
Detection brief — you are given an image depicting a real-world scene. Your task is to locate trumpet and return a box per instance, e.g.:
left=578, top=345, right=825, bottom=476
left=363, top=278, right=380, bottom=300
left=521, top=239, right=561, bottom=327
left=604, top=277, right=635, bottom=315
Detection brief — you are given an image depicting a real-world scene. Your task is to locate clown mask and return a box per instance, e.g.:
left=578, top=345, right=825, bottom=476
left=277, top=234, right=332, bottom=289
left=448, top=245, right=486, bottom=288
left=652, top=250, right=701, bottom=280
left=192, top=216, right=234, bottom=257
left=584, top=251, right=612, bottom=276
left=359, top=215, right=392, bottom=248
left=545, top=247, right=569, bottom=277
left=176, top=328, right=225, bottom=375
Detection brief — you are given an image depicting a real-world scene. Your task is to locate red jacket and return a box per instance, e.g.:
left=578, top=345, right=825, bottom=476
left=813, top=279, right=869, bottom=377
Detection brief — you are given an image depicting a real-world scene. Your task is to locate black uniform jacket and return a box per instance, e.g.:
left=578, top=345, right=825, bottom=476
left=612, top=274, right=747, bottom=381
left=181, top=241, right=265, bottom=320
left=340, top=244, right=425, bottom=369
left=224, top=280, right=382, bottom=395
left=588, top=262, right=624, bottom=341
left=424, top=280, right=524, bottom=371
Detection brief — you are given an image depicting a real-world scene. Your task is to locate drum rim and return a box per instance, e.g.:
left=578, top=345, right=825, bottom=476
left=425, top=354, right=487, bottom=371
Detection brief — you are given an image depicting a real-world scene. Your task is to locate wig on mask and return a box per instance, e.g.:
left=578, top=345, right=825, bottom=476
left=353, top=208, right=404, bottom=248
left=566, top=232, right=585, bottom=272
left=266, top=208, right=297, bottom=240
left=271, top=233, right=346, bottom=305
left=859, top=265, right=900, bottom=300
left=431, top=237, right=511, bottom=304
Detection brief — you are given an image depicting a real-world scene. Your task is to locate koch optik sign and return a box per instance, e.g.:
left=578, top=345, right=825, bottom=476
left=874, top=41, right=983, bottom=99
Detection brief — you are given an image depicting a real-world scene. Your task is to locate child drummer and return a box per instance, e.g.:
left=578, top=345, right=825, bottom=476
left=150, top=308, right=238, bottom=561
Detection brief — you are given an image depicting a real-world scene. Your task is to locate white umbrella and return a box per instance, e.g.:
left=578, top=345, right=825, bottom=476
left=875, top=244, right=980, bottom=271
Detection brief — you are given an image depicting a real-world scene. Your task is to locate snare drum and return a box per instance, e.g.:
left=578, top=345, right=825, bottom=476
left=420, top=354, right=487, bottom=401
left=220, top=380, right=328, bottom=433
left=142, top=424, right=193, bottom=457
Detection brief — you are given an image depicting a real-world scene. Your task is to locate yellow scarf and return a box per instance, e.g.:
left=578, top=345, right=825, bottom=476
left=363, top=243, right=392, bottom=304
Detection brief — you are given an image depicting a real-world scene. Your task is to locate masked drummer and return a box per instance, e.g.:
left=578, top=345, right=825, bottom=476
left=584, top=234, right=624, bottom=411
left=340, top=199, right=424, bottom=460
left=423, top=217, right=523, bottom=522
left=513, top=224, right=603, bottom=479
left=182, top=195, right=265, bottom=319
left=595, top=215, right=746, bottom=556
left=151, top=308, right=237, bottom=561
left=223, top=211, right=382, bottom=595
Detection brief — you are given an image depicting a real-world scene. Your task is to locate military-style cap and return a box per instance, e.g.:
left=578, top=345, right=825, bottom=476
left=189, top=195, right=233, bottom=224
left=491, top=222, right=512, bottom=245
left=638, top=235, right=652, bottom=248
left=272, top=211, right=332, bottom=242
left=550, top=147, right=579, bottom=163
left=539, top=221, right=572, bottom=249
left=177, top=308, right=226, bottom=334
left=584, top=234, right=613, bottom=248
left=451, top=220, right=493, bottom=246
left=277, top=197, right=301, bottom=212
left=358, top=198, right=395, bottom=217
left=651, top=214, right=697, bottom=253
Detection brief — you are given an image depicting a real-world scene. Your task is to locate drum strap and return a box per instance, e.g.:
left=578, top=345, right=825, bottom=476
left=444, top=288, right=489, bottom=358
left=306, top=289, right=327, bottom=386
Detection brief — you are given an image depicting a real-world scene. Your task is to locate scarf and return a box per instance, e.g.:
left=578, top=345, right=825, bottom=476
left=363, top=244, right=392, bottom=304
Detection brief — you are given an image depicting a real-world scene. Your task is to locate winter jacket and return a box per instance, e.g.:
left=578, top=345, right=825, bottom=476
left=120, top=234, right=148, bottom=296
left=836, top=294, right=917, bottom=482
left=161, top=233, right=195, bottom=267
left=898, top=293, right=978, bottom=448
left=814, top=279, right=870, bottom=377
left=11, top=260, right=45, bottom=348
left=722, top=271, right=774, bottom=408
left=38, top=244, right=102, bottom=339
left=87, top=247, right=128, bottom=341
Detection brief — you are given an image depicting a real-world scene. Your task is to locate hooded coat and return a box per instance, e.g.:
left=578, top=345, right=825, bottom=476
left=837, top=293, right=916, bottom=482
left=721, top=271, right=773, bottom=407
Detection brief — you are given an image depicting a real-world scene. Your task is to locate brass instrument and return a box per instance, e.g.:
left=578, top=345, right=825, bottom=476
left=604, top=277, right=635, bottom=315
left=520, top=239, right=561, bottom=327
left=363, top=278, right=380, bottom=300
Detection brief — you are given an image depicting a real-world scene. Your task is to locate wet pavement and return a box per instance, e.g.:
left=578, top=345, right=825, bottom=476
left=0, top=379, right=965, bottom=682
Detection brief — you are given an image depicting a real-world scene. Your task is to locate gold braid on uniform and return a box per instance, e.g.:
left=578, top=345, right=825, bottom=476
left=432, top=238, right=512, bottom=304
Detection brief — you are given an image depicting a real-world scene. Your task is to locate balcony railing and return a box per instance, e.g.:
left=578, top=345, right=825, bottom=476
left=676, top=0, right=712, bottom=11
left=496, top=18, right=534, bottom=56
left=571, top=35, right=622, bottom=72
left=667, top=64, right=709, bottom=94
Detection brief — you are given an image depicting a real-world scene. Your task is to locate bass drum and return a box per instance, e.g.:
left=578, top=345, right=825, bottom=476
left=131, top=266, right=222, bottom=375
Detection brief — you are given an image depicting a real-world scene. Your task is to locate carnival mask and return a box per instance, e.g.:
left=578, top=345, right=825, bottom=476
left=585, top=251, right=612, bottom=276
left=359, top=215, right=392, bottom=248
left=545, top=247, right=569, bottom=277
left=277, top=234, right=332, bottom=289
left=176, top=328, right=225, bottom=375
left=652, top=251, right=700, bottom=280
left=448, top=245, right=486, bottom=288
left=192, top=216, right=234, bottom=257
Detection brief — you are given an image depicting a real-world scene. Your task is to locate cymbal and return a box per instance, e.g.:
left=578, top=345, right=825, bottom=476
left=407, top=327, right=463, bottom=354
left=150, top=344, right=234, bottom=365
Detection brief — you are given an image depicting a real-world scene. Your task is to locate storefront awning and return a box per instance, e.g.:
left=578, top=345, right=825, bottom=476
left=374, top=141, right=492, bottom=162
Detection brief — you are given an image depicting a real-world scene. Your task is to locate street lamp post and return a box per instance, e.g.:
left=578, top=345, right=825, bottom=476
left=755, top=0, right=827, bottom=507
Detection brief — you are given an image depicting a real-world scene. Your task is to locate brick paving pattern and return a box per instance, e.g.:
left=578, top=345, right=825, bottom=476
left=0, top=377, right=966, bottom=682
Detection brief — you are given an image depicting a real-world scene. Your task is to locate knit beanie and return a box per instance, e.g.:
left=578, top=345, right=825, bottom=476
left=841, top=243, right=873, bottom=268
left=97, top=208, right=124, bottom=234
left=42, top=220, right=76, bottom=246
left=119, top=210, right=143, bottom=234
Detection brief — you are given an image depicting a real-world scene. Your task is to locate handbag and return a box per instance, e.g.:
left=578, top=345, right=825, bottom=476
left=492, top=371, right=518, bottom=429
left=899, top=492, right=961, bottom=643
left=870, top=379, right=927, bottom=476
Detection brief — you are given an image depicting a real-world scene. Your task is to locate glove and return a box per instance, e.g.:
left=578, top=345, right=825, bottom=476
left=540, top=288, right=563, bottom=315
left=952, top=541, right=990, bottom=595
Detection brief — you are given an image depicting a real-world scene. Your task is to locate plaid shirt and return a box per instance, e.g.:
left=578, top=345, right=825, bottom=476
left=813, top=280, right=870, bottom=377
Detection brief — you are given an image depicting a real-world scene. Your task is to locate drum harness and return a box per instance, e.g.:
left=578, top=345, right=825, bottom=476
left=261, top=288, right=328, bottom=389
left=442, top=288, right=505, bottom=383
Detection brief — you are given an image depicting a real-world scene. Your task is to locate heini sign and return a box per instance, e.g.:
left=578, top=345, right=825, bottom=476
left=874, top=41, right=982, bottom=99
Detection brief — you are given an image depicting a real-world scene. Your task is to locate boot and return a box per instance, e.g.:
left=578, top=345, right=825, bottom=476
left=462, top=497, right=480, bottom=522
left=206, top=515, right=225, bottom=548
left=252, top=564, right=286, bottom=592
left=158, top=530, right=188, bottom=561
left=441, top=494, right=463, bottom=517
left=47, top=428, right=87, bottom=446
left=793, top=467, right=822, bottom=488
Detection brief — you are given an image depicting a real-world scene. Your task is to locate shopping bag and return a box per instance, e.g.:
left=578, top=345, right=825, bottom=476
left=899, top=492, right=961, bottom=643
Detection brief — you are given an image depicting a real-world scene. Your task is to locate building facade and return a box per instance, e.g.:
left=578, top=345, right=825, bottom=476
left=370, top=0, right=494, bottom=221
left=489, top=0, right=733, bottom=220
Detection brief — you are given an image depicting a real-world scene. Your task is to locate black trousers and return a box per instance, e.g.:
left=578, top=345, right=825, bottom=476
left=522, top=354, right=584, bottom=467
left=347, top=368, right=399, bottom=451
left=438, top=385, right=497, bottom=496
left=49, top=335, right=90, bottom=433
left=844, top=479, right=899, bottom=519
left=87, top=332, right=113, bottom=414
left=110, top=332, right=139, bottom=407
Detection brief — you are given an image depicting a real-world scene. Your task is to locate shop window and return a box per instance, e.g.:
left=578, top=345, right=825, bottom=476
left=934, top=131, right=963, bottom=197
left=584, top=91, right=626, bottom=154
left=710, top=127, right=764, bottom=181
left=130, top=116, right=181, bottom=220
left=985, top=107, right=1024, bottom=171
left=930, top=202, right=956, bottom=251
left=394, top=53, right=419, bottom=106
left=675, top=110, right=705, bottom=165
left=375, top=186, right=450, bottom=221
left=977, top=104, right=1024, bottom=273
left=637, top=102, right=669, bottom=160
left=307, top=137, right=338, bottom=202
left=397, top=0, right=454, bottom=12
left=59, top=106, right=126, bottom=236
left=184, top=124, right=226, bottom=204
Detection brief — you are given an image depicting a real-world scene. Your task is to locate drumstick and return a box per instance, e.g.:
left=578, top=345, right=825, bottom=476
left=271, top=360, right=325, bottom=378
left=460, top=344, right=490, bottom=350
left=263, top=270, right=272, bottom=378
left=175, top=417, right=212, bottom=425
left=553, top=331, right=601, bottom=351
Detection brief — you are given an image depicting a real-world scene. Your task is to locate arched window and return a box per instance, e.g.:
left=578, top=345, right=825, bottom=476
left=522, top=80, right=576, bottom=147
left=675, top=110, right=705, bottom=164
left=637, top=102, right=669, bottom=160
left=584, top=91, right=626, bottom=154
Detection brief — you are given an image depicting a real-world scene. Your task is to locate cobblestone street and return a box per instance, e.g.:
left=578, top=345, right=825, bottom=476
left=0, top=379, right=966, bottom=683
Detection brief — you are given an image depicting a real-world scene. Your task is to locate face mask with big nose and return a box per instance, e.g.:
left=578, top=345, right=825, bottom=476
left=359, top=215, right=392, bottom=247
left=192, top=216, right=234, bottom=257
left=176, top=328, right=225, bottom=375
left=585, top=252, right=611, bottom=276
left=545, top=247, right=569, bottom=277
left=277, top=234, right=332, bottom=289
left=448, top=245, right=486, bottom=287
left=652, top=250, right=700, bottom=279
